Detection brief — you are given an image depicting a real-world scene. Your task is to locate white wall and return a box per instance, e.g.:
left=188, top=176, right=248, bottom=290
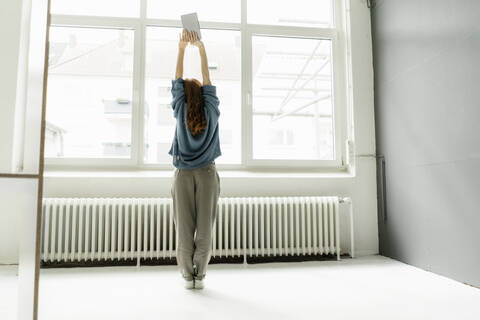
left=0, top=0, right=378, bottom=263
left=0, top=0, right=23, bottom=173
left=0, top=181, right=20, bottom=263
left=43, top=159, right=378, bottom=257
left=0, top=0, right=24, bottom=265
left=372, top=0, right=480, bottom=287
left=0, top=0, right=47, bottom=271
left=0, top=1, right=49, bottom=317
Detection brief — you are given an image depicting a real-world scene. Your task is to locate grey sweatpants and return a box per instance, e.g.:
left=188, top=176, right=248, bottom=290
left=170, top=161, right=220, bottom=281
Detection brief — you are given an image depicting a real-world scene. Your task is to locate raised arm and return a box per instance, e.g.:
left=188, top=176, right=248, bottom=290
left=190, top=31, right=211, bottom=86
left=175, top=29, right=189, bottom=79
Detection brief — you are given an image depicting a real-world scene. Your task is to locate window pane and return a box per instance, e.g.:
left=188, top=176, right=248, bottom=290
left=51, top=0, right=139, bottom=17
left=144, top=27, right=241, bottom=164
left=45, top=27, right=134, bottom=158
left=248, top=0, right=333, bottom=28
left=147, top=0, right=240, bottom=22
left=252, top=36, right=334, bottom=160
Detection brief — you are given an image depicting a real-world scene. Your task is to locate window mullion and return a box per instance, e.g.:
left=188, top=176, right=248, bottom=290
left=140, top=0, right=146, bottom=19
left=245, top=24, right=337, bottom=39
left=139, top=23, right=147, bottom=166
left=241, top=0, right=252, bottom=167
left=131, top=22, right=146, bottom=166
left=136, top=0, right=147, bottom=166
left=50, top=14, right=140, bottom=28
left=333, top=0, right=349, bottom=168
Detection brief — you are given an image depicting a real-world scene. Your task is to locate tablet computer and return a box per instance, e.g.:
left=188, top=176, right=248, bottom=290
left=181, top=12, right=202, bottom=40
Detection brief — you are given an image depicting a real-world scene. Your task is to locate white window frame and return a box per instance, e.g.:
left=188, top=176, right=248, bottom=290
left=45, top=0, right=351, bottom=171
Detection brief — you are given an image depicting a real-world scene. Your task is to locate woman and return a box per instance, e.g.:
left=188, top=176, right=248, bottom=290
left=169, top=29, right=221, bottom=290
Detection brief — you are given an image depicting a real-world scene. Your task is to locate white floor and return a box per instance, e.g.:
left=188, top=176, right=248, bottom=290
left=1, top=255, right=479, bottom=320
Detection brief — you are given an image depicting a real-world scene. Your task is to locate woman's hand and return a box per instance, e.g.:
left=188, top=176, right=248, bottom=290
left=189, top=31, right=204, bottom=48
left=176, top=29, right=188, bottom=79
left=178, top=29, right=189, bottom=50
left=191, top=31, right=210, bottom=85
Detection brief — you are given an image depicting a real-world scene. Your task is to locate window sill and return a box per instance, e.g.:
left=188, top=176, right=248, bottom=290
left=44, top=168, right=354, bottom=179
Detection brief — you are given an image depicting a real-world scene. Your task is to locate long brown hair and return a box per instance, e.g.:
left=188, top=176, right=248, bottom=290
left=184, top=78, right=207, bottom=136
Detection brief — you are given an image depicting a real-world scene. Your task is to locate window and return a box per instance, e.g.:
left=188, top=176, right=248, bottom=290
left=144, top=27, right=241, bottom=164
left=45, top=0, right=348, bottom=169
left=248, top=0, right=333, bottom=28
left=146, top=0, right=240, bottom=22
left=45, top=27, right=134, bottom=158
left=252, top=36, right=334, bottom=160
left=50, top=0, right=140, bottom=17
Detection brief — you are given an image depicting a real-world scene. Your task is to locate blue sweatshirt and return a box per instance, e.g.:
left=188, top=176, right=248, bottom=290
left=168, top=78, right=222, bottom=169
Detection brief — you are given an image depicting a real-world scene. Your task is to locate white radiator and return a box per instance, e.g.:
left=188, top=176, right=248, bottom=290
left=41, top=196, right=352, bottom=264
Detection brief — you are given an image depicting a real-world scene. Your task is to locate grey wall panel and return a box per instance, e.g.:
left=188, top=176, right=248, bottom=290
left=371, top=0, right=480, bottom=287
